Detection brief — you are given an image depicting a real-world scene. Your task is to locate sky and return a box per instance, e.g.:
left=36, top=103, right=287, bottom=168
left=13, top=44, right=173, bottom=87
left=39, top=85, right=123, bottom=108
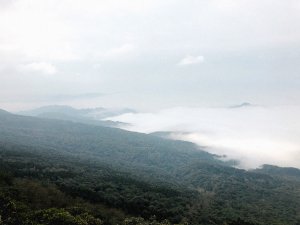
left=1, top=0, right=300, bottom=168
left=0, top=0, right=300, bottom=111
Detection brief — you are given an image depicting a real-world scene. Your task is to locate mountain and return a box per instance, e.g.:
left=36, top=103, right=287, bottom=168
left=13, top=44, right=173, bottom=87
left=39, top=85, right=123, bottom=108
left=0, top=110, right=218, bottom=183
left=150, top=131, right=177, bottom=139
left=18, top=105, right=133, bottom=127
left=229, top=102, right=253, bottom=108
left=0, top=111, right=300, bottom=225
left=19, top=105, right=86, bottom=116
left=254, top=164, right=300, bottom=180
left=20, top=105, right=136, bottom=118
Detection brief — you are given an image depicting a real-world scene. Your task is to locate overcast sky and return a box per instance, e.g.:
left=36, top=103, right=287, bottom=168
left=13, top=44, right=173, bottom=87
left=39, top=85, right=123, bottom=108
left=0, top=0, right=300, bottom=111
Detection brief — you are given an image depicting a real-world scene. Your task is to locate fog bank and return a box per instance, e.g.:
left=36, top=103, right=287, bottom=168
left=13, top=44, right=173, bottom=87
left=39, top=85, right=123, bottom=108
left=107, top=105, right=300, bottom=169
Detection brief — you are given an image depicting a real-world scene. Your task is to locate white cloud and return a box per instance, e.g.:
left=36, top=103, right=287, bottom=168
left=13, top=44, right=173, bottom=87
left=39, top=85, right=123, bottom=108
left=178, top=55, right=204, bottom=66
left=107, top=105, right=300, bottom=169
left=20, top=62, right=57, bottom=75
left=101, top=44, right=137, bottom=60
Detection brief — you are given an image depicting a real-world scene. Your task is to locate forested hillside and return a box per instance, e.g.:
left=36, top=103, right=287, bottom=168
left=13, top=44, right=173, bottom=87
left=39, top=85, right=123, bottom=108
left=0, top=110, right=300, bottom=225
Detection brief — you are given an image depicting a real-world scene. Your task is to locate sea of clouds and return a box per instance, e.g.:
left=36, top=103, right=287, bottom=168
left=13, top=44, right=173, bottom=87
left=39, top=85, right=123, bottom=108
left=107, top=105, right=300, bottom=169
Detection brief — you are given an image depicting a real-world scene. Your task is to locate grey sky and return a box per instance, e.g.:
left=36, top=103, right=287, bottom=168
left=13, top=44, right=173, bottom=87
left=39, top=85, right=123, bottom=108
left=0, top=0, right=300, bottom=111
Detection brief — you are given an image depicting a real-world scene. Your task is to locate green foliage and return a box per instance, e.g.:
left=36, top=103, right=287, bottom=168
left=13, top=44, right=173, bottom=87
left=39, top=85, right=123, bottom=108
left=0, top=194, right=18, bottom=225
left=0, top=112, right=300, bottom=225
left=123, top=217, right=171, bottom=225
left=32, top=208, right=103, bottom=225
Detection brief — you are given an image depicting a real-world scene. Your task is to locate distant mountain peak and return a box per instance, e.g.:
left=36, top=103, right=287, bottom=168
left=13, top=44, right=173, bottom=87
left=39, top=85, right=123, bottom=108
left=230, top=102, right=253, bottom=108
left=33, top=105, right=78, bottom=111
left=19, top=105, right=80, bottom=117
left=17, top=105, right=136, bottom=128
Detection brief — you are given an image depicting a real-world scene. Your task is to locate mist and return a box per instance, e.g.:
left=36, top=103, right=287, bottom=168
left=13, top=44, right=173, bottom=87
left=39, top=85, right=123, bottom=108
left=107, top=105, right=300, bottom=169
left=1, top=0, right=300, bottom=168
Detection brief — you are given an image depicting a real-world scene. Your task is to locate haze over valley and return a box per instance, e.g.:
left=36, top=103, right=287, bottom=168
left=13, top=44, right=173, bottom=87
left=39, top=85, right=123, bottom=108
left=108, top=104, right=300, bottom=169
left=1, top=0, right=300, bottom=224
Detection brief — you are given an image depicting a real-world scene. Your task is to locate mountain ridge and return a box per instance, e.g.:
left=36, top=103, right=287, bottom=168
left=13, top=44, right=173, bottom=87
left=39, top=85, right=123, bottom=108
left=1, top=110, right=300, bottom=224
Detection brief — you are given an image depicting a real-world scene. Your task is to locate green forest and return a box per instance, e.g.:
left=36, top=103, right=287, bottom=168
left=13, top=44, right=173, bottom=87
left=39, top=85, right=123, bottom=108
left=0, top=110, right=300, bottom=225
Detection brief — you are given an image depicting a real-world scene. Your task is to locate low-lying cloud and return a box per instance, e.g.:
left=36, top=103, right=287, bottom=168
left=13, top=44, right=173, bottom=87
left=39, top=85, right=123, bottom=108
left=107, top=105, right=300, bottom=169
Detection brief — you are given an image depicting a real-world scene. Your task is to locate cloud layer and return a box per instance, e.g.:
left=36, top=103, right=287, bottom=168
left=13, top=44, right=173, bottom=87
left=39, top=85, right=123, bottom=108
left=108, top=105, right=300, bottom=169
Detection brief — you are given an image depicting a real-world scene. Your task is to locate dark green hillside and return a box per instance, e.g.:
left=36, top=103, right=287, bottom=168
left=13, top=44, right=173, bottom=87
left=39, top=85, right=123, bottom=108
left=0, top=144, right=194, bottom=224
left=0, top=110, right=217, bottom=183
left=0, top=110, right=300, bottom=225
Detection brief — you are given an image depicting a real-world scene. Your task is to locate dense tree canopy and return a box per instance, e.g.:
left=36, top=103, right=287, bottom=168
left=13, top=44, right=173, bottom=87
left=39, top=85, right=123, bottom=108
left=0, top=111, right=300, bottom=225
